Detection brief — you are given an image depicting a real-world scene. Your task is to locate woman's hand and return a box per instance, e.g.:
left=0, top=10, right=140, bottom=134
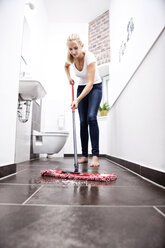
left=69, top=78, right=75, bottom=85
left=71, top=99, right=78, bottom=109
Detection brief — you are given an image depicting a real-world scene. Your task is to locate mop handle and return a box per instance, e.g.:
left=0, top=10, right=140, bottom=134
left=72, top=84, right=75, bottom=112
left=71, top=84, right=78, bottom=172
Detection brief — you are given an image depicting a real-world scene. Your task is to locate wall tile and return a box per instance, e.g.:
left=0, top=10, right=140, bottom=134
left=88, top=10, right=110, bottom=66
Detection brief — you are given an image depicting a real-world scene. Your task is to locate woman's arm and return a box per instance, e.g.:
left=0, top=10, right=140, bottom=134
left=64, top=63, right=74, bottom=85
left=72, top=62, right=95, bottom=109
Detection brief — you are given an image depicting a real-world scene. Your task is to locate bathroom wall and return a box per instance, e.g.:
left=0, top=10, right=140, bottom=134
left=107, top=0, right=165, bottom=172
left=88, top=10, right=110, bottom=65
left=15, top=0, right=48, bottom=163
left=109, top=0, right=165, bottom=107
left=41, top=22, right=88, bottom=156
left=1, top=0, right=164, bottom=173
left=0, top=0, right=25, bottom=167
left=23, top=0, right=48, bottom=82
left=88, top=10, right=110, bottom=156
left=0, top=0, right=48, bottom=166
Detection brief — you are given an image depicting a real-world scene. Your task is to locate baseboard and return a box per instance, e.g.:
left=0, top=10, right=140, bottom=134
left=105, top=155, right=165, bottom=187
left=64, top=154, right=75, bottom=157
left=0, top=163, right=16, bottom=178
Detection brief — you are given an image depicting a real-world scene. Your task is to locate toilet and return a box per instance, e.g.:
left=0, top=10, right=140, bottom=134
left=32, top=130, right=69, bottom=155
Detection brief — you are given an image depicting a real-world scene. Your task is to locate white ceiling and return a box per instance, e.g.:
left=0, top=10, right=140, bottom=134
left=43, top=0, right=110, bottom=23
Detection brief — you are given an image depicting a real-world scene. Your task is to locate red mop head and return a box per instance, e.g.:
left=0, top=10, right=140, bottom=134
left=40, top=169, right=117, bottom=182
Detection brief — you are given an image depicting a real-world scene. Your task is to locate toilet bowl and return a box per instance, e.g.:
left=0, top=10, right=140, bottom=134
left=32, top=130, right=69, bottom=154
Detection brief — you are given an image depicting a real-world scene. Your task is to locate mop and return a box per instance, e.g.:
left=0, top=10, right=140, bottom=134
left=40, top=85, right=117, bottom=182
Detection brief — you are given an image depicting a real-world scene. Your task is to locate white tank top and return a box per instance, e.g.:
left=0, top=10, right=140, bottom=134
left=66, top=51, right=101, bottom=85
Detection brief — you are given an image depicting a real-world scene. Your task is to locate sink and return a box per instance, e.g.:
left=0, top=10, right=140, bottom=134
left=19, top=79, right=46, bottom=100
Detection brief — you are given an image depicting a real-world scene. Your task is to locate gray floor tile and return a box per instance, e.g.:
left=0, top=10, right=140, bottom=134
left=0, top=184, right=40, bottom=204
left=26, top=182, right=165, bottom=206
left=0, top=169, right=42, bottom=185
left=0, top=158, right=164, bottom=248
left=0, top=205, right=164, bottom=248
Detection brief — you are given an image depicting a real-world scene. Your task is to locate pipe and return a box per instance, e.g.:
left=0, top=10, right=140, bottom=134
left=17, top=100, right=31, bottom=123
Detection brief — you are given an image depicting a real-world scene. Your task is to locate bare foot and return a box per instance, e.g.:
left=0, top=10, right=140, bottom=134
left=78, top=156, right=88, bottom=164
left=90, top=156, right=100, bottom=167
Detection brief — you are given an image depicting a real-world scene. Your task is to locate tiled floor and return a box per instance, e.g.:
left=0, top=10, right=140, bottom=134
left=0, top=157, right=164, bottom=248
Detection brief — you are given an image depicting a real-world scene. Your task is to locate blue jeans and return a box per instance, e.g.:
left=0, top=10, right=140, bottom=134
left=77, top=83, right=102, bottom=157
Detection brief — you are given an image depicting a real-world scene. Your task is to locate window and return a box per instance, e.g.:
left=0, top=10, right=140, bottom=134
left=100, top=75, right=109, bottom=106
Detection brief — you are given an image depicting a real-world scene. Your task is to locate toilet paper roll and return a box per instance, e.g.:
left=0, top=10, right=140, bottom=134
left=57, top=116, right=64, bottom=130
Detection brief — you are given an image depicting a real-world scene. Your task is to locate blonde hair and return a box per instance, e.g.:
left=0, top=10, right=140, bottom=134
left=66, top=33, right=83, bottom=63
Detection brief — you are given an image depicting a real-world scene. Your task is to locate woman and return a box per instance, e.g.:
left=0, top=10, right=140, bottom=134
left=65, top=33, right=102, bottom=167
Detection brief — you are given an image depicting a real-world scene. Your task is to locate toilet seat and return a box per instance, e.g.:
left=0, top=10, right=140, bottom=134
left=33, top=130, right=69, bottom=136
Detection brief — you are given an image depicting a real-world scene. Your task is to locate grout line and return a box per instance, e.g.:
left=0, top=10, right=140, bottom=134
left=24, top=204, right=165, bottom=208
left=22, top=185, right=44, bottom=205
left=153, top=206, right=165, bottom=218
left=106, top=158, right=165, bottom=190
left=0, top=203, right=165, bottom=207
left=0, top=169, right=28, bottom=181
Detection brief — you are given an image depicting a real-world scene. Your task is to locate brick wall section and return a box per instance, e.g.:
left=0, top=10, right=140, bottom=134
left=88, top=10, right=110, bottom=66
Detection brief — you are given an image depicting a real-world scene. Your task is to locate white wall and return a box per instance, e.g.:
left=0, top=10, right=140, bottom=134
left=41, top=23, right=88, bottom=155
left=109, top=0, right=165, bottom=107
left=0, top=0, right=48, bottom=166
left=0, top=0, right=25, bottom=166
left=107, top=0, right=165, bottom=172
left=15, top=0, right=48, bottom=163
left=23, top=0, right=48, bottom=82
left=1, top=0, right=164, bottom=171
